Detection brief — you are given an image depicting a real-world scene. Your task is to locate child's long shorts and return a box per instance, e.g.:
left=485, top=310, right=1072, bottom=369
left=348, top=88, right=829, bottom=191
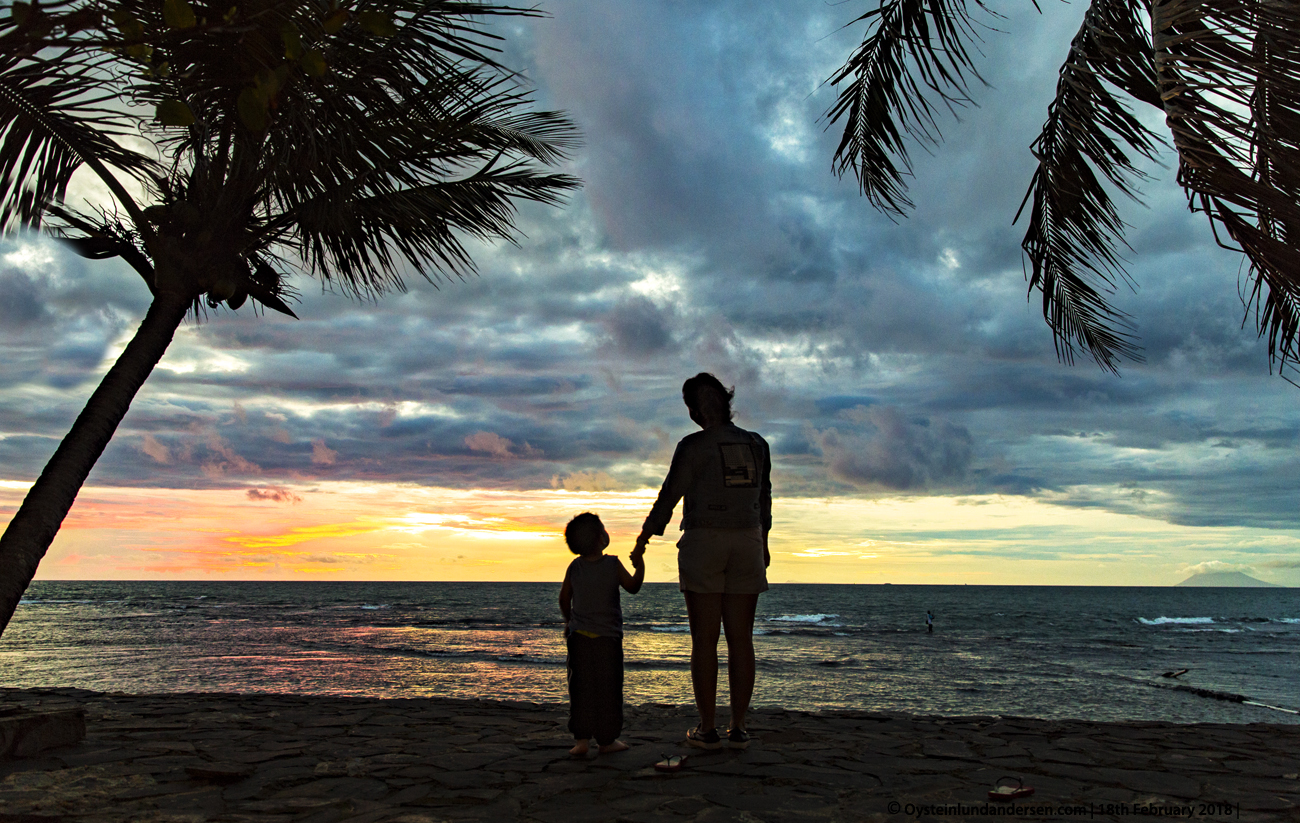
left=566, top=632, right=623, bottom=745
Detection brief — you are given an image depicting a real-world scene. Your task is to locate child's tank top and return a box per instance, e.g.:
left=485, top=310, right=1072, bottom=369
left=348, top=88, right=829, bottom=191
left=565, top=555, right=623, bottom=638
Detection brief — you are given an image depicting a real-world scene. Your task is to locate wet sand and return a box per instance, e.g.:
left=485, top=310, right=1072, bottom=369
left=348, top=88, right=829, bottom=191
left=1, top=687, right=1298, bottom=822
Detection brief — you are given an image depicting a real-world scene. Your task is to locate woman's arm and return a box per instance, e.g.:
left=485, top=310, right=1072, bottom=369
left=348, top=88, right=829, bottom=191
left=639, top=441, right=689, bottom=548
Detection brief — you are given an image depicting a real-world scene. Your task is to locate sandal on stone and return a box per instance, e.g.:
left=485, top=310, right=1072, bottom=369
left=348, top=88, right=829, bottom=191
left=685, top=725, right=722, bottom=750
left=988, top=777, right=1034, bottom=801
left=726, top=728, right=750, bottom=749
left=655, top=754, right=687, bottom=773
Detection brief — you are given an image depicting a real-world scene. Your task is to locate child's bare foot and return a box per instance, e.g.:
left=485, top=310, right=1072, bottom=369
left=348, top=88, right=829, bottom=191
left=598, top=740, right=630, bottom=754
left=569, top=740, right=590, bottom=757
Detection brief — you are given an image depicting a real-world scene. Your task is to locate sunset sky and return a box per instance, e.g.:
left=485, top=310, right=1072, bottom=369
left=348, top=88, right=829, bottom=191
left=2, top=1, right=1299, bottom=586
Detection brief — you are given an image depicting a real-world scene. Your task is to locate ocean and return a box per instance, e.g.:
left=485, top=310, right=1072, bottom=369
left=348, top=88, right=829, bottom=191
left=2, top=581, right=1296, bottom=724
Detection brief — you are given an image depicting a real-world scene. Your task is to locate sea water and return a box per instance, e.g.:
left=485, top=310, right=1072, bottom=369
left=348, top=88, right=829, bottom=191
left=2, top=582, right=1296, bottom=724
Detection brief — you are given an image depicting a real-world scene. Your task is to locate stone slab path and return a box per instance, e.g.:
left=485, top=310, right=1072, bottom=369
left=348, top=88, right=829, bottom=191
left=1, top=688, right=1297, bottom=822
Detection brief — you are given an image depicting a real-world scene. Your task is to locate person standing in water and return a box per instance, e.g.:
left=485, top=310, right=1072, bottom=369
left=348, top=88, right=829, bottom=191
left=926, top=610, right=934, bottom=633
left=635, top=373, right=771, bottom=750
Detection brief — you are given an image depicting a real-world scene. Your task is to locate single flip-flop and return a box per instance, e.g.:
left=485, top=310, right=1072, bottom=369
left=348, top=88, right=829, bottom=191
left=988, top=776, right=1035, bottom=801
left=654, top=754, right=687, bottom=773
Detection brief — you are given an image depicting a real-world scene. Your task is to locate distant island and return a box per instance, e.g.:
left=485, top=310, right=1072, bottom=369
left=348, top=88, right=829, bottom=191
left=1176, top=571, right=1281, bottom=587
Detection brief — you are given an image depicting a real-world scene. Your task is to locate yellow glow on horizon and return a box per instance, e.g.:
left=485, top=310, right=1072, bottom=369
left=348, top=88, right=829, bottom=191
left=225, top=521, right=385, bottom=549
left=1, top=479, right=1295, bottom=585
left=390, top=511, right=557, bottom=539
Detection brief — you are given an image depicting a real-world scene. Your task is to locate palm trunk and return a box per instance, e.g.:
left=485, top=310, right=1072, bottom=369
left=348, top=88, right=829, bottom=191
left=0, top=289, right=192, bottom=637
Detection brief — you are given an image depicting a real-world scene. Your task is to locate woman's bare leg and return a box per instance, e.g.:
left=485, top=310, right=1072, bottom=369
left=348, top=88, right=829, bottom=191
left=683, top=591, right=723, bottom=730
left=721, top=593, right=759, bottom=731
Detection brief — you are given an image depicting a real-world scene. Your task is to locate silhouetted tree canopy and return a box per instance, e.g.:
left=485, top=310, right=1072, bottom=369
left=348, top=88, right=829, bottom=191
left=0, top=0, right=579, bottom=634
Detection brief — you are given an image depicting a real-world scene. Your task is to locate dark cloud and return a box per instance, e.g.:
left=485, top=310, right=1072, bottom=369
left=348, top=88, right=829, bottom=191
left=0, top=268, right=45, bottom=327
left=816, top=406, right=974, bottom=491
left=0, top=2, right=1298, bottom=540
left=604, top=296, right=676, bottom=355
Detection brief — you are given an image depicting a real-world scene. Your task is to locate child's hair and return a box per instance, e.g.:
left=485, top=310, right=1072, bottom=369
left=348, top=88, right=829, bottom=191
left=564, top=512, right=605, bottom=556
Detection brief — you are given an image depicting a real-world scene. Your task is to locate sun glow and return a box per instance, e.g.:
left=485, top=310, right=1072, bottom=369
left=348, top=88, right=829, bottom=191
left=2, top=479, right=1294, bottom=585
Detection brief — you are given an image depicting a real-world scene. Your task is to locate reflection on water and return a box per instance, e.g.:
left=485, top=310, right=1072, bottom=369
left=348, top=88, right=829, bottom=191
left=3, top=581, right=1298, bottom=723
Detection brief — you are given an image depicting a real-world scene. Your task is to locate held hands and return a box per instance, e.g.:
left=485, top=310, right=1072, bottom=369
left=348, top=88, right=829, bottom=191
left=625, top=540, right=647, bottom=594
left=631, top=530, right=650, bottom=568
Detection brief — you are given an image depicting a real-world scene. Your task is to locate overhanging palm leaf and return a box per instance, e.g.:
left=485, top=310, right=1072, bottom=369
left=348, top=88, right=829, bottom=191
left=1015, top=0, right=1164, bottom=372
left=1151, top=0, right=1300, bottom=373
left=825, top=0, right=994, bottom=218
left=828, top=0, right=1300, bottom=377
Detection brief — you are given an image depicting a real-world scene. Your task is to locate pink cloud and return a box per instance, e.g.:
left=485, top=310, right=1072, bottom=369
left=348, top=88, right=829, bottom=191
left=140, top=434, right=171, bottom=464
left=464, top=431, right=515, bottom=458
left=311, top=439, right=338, bottom=465
left=246, top=487, right=303, bottom=504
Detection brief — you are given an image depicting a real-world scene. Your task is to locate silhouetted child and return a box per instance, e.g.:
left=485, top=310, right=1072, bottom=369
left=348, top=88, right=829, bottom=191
left=559, top=512, right=644, bottom=756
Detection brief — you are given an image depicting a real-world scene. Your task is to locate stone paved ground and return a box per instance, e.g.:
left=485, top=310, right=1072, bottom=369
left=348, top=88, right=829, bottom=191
left=1, top=688, right=1298, bottom=822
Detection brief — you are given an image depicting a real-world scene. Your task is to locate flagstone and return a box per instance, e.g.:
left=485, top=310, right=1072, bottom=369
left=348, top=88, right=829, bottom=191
left=150, top=786, right=228, bottom=811
left=273, top=776, right=390, bottom=800
left=185, top=762, right=255, bottom=783
left=1031, top=760, right=1104, bottom=782
left=1093, top=767, right=1201, bottom=798
left=3, top=688, right=1299, bottom=823
left=440, top=798, right=523, bottom=819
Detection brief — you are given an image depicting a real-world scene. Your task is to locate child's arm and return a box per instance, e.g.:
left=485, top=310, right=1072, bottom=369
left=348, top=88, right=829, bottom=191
left=619, top=553, right=645, bottom=594
left=559, top=578, right=573, bottom=626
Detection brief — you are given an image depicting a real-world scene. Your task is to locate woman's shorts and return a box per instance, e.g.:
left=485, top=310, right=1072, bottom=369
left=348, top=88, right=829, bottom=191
left=676, top=528, right=768, bottom=594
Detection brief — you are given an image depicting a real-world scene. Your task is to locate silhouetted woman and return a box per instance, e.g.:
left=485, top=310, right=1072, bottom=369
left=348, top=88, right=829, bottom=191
left=633, top=373, right=771, bottom=750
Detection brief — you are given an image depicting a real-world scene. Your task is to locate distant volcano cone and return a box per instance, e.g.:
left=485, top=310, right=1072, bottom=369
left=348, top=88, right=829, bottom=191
left=1176, top=571, right=1280, bottom=587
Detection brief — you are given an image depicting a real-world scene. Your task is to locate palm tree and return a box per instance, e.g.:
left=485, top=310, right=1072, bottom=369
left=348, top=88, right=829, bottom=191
left=0, top=0, right=578, bottom=635
left=824, top=0, right=1300, bottom=376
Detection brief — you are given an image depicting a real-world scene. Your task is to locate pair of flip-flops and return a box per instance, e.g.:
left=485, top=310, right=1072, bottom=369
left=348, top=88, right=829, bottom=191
left=988, top=776, right=1035, bottom=801
left=654, top=754, right=687, bottom=773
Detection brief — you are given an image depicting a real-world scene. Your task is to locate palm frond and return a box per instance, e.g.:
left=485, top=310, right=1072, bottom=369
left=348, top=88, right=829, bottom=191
left=266, top=158, right=579, bottom=298
left=823, top=0, right=994, bottom=217
left=111, top=0, right=579, bottom=299
left=1152, top=0, right=1300, bottom=370
left=2, top=0, right=577, bottom=310
left=0, top=49, right=158, bottom=230
left=1015, top=0, right=1165, bottom=373
left=254, top=61, right=579, bottom=293
left=45, top=202, right=158, bottom=288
